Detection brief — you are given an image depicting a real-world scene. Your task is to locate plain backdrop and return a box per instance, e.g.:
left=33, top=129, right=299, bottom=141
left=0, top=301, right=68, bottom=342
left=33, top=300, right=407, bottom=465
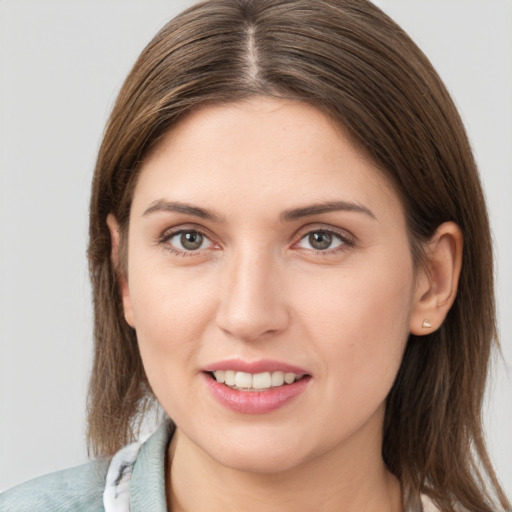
left=0, top=0, right=511, bottom=496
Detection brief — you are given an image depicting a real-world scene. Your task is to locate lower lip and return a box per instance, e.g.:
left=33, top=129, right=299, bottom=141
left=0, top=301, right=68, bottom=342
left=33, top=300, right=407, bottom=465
left=203, top=373, right=311, bottom=414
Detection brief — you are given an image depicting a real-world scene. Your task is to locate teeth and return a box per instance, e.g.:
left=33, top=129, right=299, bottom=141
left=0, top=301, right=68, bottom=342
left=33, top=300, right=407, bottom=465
left=284, top=373, right=296, bottom=384
left=271, top=371, right=284, bottom=387
left=253, top=372, right=271, bottom=389
left=224, top=370, right=236, bottom=386
left=235, top=371, right=252, bottom=389
left=212, top=370, right=303, bottom=390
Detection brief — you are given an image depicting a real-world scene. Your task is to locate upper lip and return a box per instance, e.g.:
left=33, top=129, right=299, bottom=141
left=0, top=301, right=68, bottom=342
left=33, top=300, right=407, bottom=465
left=202, top=358, right=310, bottom=375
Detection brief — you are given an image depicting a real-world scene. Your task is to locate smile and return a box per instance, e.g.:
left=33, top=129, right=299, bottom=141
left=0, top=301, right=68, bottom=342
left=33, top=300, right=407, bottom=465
left=203, top=361, right=311, bottom=414
left=211, top=370, right=305, bottom=391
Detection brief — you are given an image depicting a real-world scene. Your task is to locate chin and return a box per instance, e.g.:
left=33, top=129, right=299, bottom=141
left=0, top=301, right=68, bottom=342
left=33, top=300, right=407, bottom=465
left=214, top=445, right=307, bottom=475
left=194, top=424, right=316, bottom=475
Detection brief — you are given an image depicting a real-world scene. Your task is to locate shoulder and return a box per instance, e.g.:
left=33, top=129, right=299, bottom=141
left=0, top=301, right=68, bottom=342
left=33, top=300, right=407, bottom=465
left=0, top=458, right=109, bottom=512
left=0, top=421, right=175, bottom=512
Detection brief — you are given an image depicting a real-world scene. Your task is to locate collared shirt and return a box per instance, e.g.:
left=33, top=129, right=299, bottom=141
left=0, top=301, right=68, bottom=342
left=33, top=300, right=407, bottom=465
left=0, top=421, right=439, bottom=512
left=0, top=422, right=173, bottom=512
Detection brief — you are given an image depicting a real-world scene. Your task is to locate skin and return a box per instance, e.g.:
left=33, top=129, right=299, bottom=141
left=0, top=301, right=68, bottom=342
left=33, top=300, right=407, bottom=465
left=108, top=97, right=462, bottom=512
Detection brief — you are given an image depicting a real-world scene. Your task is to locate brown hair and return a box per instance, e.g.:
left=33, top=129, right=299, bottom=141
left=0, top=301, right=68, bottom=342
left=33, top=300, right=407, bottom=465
left=87, top=1, right=510, bottom=510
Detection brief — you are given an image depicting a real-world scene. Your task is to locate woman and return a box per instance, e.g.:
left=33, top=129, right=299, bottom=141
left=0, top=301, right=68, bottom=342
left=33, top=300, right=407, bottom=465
left=1, top=0, right=509, bottom=511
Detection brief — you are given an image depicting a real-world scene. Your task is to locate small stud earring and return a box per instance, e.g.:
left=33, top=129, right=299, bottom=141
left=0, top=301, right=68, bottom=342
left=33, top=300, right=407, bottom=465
left=422, top=319, right=432, bottom=329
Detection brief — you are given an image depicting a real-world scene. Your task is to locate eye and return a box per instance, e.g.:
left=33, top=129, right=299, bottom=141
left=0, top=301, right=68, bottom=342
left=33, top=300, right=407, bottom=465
left=296, top=229, right=348, bottom=252
left=165, top=229, right=215, bottom=253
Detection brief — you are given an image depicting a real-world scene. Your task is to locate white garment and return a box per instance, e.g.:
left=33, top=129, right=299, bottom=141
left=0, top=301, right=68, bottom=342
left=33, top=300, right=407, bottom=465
left=421, top=494, right=440, bottom=512
left=103, top=440, right=143, bottom=512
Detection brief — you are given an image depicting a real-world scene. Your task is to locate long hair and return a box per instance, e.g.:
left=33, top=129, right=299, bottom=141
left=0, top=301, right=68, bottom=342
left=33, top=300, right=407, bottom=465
left=87, top=1, right=510, bottom=510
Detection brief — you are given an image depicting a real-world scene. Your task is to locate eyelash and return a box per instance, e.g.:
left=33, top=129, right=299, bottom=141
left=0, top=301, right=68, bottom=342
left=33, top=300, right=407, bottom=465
left=294, top=227, right=355, bottom=255
left=158, top=226, right=355, bottom=257
left=158, top=226, right=216, bottom=257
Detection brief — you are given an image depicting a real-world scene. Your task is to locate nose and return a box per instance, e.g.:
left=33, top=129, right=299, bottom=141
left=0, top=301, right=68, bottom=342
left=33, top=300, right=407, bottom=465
left=215, top=248, right=289, bottom=342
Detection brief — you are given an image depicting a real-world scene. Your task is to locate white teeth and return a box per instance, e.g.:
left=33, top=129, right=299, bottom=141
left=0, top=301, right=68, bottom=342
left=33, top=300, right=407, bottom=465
left=253, top=372, right=272, bottom=389
left=224, top=370, right=236, bottom=386
left=212, top=370, right=303, bottom=390
left=284, top=373, right=296, bottom=384
left=235, top=371, right=253, bottom=389
left=213, top=370, right=225, bottom=383
left=271, top=371, right=285, bottom=386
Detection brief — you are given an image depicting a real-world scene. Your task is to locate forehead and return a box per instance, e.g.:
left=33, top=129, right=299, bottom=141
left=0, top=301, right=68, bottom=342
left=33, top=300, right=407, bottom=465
left=132, top=98, right=404, bottom=225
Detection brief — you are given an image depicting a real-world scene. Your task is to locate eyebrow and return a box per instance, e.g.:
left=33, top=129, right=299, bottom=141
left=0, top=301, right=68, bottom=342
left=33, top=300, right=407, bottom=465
left=142, top=200, right=225, bottom=223
left=280, top=201, right=376, bottom=222
left=142, top=199, right=376, bottom=223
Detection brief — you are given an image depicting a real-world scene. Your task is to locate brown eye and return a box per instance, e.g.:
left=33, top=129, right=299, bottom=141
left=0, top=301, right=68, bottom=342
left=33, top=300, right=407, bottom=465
left=296, top=230, right=346, bottom=252
left=308, top=232, right=333, bottom=250
left=166, top=230, right=213, bottom=252
left=180, top=231, right=204, bottom=250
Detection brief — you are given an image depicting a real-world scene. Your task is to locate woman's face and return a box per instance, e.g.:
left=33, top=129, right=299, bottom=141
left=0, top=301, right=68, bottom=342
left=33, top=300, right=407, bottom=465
left=118, top=98, right=421, bottom=474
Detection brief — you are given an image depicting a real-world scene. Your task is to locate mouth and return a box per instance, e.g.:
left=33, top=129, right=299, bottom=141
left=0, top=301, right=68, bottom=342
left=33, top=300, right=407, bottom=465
left=206, top=370, right=306, bottom=391
left=202, top=360, right=311, bottom=414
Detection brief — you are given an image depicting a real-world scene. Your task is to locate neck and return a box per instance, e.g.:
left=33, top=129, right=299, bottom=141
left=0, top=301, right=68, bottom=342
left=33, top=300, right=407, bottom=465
left=166, top=420, right=403, bottom=512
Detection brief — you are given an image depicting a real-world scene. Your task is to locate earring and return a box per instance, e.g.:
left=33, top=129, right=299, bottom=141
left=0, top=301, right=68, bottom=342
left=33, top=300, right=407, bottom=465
left=422, top=319, right=432, bottom=329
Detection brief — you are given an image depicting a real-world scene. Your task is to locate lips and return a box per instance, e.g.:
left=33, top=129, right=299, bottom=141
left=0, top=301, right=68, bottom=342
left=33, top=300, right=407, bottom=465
left=202, top=359, right=311, bottom=414
left=212, top=369, right=304, bottom=390
left=203, top=358, right=309, bottom=375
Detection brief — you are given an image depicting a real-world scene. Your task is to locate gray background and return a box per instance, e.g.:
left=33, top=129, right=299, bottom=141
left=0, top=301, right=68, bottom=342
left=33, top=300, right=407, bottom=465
left=1, top=0, right=511, bottom=496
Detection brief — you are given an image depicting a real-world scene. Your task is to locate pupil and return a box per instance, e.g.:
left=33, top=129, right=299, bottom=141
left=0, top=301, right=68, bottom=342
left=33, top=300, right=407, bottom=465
left=309, top=232, right=332, bottom=250
left=181, top=231, right=203, bottom=250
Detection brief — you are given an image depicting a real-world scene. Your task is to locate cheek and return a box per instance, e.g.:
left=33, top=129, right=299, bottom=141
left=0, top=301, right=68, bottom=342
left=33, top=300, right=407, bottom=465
left=127, top=268, right=220, bottom=421
left=127, top=264, right=217, bottom=380
left=297, top=257, right=414, bottom=398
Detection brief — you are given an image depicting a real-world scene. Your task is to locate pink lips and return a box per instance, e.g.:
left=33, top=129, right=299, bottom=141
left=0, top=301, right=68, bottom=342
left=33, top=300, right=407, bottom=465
left=203, top=358, right=309, bottom=375
left=202, top=359, right=311, bottom=415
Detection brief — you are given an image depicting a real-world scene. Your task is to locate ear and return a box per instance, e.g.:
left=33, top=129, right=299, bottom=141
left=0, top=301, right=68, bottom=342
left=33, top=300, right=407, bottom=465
left=410, top=222, right=463, bottom=335
left=106, top=214, right=135, bottom=328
